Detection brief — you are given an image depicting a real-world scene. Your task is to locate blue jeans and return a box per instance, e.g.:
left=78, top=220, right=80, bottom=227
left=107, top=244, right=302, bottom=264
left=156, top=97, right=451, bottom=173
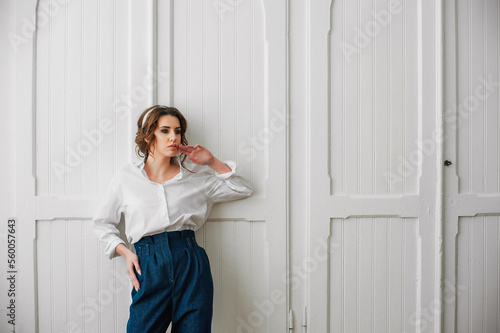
left=127, top=230, right=213, bottom=333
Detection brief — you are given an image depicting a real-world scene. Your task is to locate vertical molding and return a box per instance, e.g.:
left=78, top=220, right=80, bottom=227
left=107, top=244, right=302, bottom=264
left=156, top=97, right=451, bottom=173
left=48, top=0, right=53, bottom=196
left=416, top=0, right=424, bottom=330
left=482, top=0, right=487, bottom=193
left=435, top=0, right=444, bottom=331
left=63, top=0, right=68, bottom=196
left=201, top=0, right=206, bottom=144
left=372, top=0, right=376, bottom=196
left=152, top=0, right=158, bottom=104
left=113, top=0, right=117, bottom=177
left=80, top=0, right=85, bottom=190
left=50, top=221, right=54, bottom=328
left=16, top=0, right=38, bottom=331
left=157, top=0, right=173, bottom=105
left=250, top=0, right=255, bottom=183
left=497, top=216, right=500, bottom=332
left=261, top=0, right=290, bottom=330
left=96, top=0, right=101, bottom=191
left=387, top=218, right=391, bottom=330
left=388, top=0, right=393, bottom=195
left=342, top=0, right=346, bottom=195
left=285, top=0, right=291, bottom=328
left=80, top=220, right=86, bottom=333
left=356, top=0, right=360, bottom=196
left=307, top=0, right=334, bottom=331
left=402, top=0, right=406, bottom=194
left=187, top=0, right=191, bottom=121
left=442, top=0, right=459, bottom=330
left=402, top=218, right=407, bottom=329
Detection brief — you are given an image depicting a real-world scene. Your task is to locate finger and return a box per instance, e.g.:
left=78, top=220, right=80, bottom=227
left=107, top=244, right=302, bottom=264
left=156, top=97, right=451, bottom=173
left=178, top=144, right=195, bottom=149
left=134, top=261, right=142, bottom=276
left=177, top=145, right=195, bottom=153
left=181, top=144, right=204, bottom=151
left=133, top=260, right=142, bottom=290
left=129, top=273, right=140, bottom=292
left=127, top=259, right=141, bottom=291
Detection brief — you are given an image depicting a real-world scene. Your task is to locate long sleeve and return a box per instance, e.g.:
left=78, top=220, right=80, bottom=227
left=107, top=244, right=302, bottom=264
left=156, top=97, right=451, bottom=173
left=205, top=161, right=253, bottom=203
left=92, top=182, right=126, bottom=259
left=91, top=160, right=253, bottom=253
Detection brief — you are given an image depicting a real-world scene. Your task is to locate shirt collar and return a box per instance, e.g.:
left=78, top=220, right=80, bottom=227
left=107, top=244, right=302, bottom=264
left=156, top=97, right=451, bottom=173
left=134, top=157, right=185, bottom=182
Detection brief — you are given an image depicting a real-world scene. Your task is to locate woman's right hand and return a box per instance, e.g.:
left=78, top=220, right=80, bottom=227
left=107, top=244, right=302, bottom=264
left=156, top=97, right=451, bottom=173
left=115, top=243, right=142, bottom=291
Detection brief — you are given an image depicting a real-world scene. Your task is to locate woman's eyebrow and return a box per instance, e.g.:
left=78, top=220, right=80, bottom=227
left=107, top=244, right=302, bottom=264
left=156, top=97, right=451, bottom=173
left=160, top=126, right=181, bottom=129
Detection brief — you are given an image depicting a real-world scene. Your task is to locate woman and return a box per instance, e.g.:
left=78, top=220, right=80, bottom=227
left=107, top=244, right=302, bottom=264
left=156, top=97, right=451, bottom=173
left=92, top=105, right=253, bottom=332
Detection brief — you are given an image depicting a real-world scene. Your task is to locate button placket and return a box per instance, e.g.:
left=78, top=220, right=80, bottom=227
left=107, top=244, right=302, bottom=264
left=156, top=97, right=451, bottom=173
left=160, top=184, right=170, bottom=225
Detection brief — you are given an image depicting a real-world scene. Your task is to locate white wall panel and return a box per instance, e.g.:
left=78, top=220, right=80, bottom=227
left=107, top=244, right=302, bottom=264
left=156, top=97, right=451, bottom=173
left=329, top=218, right=418, bottom=333
left=455, top=0, right=499, bottom=195
left=172, top=0, right=267, bottom=192
left=330, top=0, right=420, bottom=196
left=197, top=222, right=269, bottom=332
left=456, top=216, right=500, bottom=333
left=37, top=220, right=131, bottom=333
left=35, top=0, right=139, bottom=197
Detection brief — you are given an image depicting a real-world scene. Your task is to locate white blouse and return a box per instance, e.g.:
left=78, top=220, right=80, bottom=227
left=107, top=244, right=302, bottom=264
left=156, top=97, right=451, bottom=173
left=92, top=158, right=253, bottom=259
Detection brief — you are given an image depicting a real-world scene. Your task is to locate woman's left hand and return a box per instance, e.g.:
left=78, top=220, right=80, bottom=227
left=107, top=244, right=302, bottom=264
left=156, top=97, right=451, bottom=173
left=177, top=144, right=215, bottom=166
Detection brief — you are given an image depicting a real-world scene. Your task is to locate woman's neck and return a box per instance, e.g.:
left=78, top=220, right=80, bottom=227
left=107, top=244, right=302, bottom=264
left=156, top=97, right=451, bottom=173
left=144, top=155, right=178, bottom=178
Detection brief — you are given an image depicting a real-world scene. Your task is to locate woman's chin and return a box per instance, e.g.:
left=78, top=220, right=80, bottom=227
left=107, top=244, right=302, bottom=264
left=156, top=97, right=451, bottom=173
left=158, top=151, right=178, bottom=158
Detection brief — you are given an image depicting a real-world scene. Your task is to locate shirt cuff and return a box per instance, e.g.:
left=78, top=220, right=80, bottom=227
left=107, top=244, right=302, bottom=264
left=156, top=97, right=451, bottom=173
left=105, top=238, right=126, bottom=260
left=214, top=160, right=237, bottom=180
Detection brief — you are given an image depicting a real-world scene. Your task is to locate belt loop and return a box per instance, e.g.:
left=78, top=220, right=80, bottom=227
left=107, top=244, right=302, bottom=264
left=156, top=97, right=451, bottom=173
left=137, top=246, right=142, bottom=258
left=145, top=244, right=150, bottom=255
left=186, top=237, right=193, bottom=248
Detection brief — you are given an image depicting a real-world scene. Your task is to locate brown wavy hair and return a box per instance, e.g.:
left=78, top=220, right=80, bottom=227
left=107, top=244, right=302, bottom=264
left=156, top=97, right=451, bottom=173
left=135, top=105, right=189, bottom=168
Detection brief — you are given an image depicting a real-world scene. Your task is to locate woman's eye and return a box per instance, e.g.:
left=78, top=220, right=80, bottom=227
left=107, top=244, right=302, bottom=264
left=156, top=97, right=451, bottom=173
left=160, top=129, right=180, bottom=134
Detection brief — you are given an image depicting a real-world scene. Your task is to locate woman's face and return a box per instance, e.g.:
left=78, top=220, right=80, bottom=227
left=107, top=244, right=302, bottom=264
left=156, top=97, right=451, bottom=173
left=150, top=114, right=182, bottom=158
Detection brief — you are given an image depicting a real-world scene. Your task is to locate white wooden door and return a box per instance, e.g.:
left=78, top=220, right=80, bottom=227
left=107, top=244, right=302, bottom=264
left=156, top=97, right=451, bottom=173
left=10, top=0, right=288, bottom=332
left=307, top=0, right=445, bottom=332
left=443, top=0, right=500, bottom=332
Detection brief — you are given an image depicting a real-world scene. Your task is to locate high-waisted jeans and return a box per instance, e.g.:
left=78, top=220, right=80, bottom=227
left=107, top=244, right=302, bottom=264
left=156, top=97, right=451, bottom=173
left=127, top=230, right=213, bottom=333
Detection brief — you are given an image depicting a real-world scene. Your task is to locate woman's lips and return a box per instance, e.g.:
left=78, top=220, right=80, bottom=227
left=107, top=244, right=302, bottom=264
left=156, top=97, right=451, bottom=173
left=167, top=144, right=177, bottom=149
